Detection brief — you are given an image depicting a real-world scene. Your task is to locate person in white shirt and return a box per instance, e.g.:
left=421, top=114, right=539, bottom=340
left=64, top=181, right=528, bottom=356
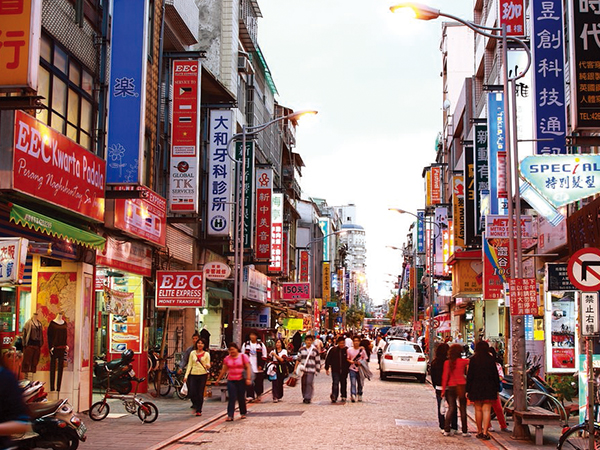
left=374, top=335, right=386, bottom=368
left=344, top=334, right=353, bottom=349
left=241, top=331, right=267, bottom=401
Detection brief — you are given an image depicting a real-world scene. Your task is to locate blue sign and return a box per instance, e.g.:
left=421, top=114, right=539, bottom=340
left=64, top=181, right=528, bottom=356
left=319, top=218, right=330, bottom=262
left=531, top=0, right=567, bottom=154
left=487, top=92, right=505, bottom=215
left=524, top=315, right=534, bottom=341
left=416, top=210, right=425, bottom=253
left=520, top=155, right=600, bottom=207
left=344, top=271, right=350, bottom=302
left=106, top=0, right=148, bottom=184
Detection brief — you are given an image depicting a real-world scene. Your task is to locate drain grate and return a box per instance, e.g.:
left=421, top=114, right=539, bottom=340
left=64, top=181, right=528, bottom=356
left=248, top=411, right=304, bottom=417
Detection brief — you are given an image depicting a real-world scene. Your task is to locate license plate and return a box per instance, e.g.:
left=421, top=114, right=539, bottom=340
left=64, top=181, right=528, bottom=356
left=76, top=423, right=87, bottom=439
left=129, top=369, right=136, bottom=377
left=400, top=356, right=411, bottom=361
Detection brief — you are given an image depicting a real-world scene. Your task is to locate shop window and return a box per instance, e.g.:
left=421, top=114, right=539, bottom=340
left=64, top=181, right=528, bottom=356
left=37, top=34, right=96, bottom=151
left=0, top=288, right=17, bottom=350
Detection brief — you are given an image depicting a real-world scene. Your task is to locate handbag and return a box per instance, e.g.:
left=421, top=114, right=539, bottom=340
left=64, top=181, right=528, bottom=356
left=180, top=382, right=189, bottom=396
left=285, top=376, right=297, bottom=387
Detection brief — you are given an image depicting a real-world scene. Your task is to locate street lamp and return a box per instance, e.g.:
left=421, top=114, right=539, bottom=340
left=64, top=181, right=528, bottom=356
left=390, top=3, right=531, bottom=438
left=232, top=110, right=318, bottom=346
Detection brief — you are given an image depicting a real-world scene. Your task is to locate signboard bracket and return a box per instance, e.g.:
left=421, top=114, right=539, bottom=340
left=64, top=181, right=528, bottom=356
left=0, top=96, right=45, bottom=110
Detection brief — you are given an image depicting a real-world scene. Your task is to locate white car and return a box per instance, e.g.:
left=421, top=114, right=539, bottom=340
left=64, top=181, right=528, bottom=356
left=380, top=340, right=427, bottom=383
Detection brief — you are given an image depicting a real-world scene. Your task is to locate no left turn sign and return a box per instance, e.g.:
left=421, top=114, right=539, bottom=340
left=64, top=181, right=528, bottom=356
left=567, top=247, right=600, bottom=291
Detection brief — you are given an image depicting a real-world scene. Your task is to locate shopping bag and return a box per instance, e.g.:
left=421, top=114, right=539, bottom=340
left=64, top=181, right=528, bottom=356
left=180, top=382, right=189, bottom=396
left=285, top=376, right=298, bottom=387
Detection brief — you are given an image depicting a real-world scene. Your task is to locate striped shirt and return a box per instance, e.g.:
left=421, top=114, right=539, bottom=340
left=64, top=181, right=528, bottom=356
left=224, top=354, right=249, bottom=381
left=297, top=345, right=321, bottom=373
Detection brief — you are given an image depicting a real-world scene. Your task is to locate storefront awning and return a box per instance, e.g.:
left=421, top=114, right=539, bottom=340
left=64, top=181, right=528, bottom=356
left=447, top=249, right=481, bottom=266
left=9, top=204, right=106, bottom=251
left=206, top=286, right=233, bottom=300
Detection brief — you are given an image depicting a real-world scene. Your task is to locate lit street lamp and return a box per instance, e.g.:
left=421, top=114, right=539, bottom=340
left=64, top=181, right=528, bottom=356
left=232, top=110, right=317, bottom=346
left=390, top=3, right=531, bottom=438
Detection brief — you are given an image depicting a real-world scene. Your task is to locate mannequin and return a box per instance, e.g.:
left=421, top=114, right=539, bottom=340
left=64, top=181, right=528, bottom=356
left=22, top=313, right=43, bottom=374
left=47, top=312, right=68, bottom=391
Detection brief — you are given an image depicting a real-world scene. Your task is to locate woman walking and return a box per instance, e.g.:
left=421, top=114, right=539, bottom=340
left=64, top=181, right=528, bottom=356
left=216, top=343, right=252, bottom=421
left=430, top=343, right=457, bottom=434
left=347, top=336, right=367, bottom=402
left=466, top=341, right=500, bottom=440
left=183, top=338, right=211, bottom=416
left=442, top=343, right=469, bottom=437
left=269, top=338, right=288, bottom=402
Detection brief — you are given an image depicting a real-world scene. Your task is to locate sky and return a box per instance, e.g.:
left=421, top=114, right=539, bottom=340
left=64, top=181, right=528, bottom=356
left=258, top=0, right=473, bottom=305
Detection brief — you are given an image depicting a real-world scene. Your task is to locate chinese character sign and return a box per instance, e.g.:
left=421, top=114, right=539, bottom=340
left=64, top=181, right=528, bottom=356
left=547, top=292, right=576, bottom=371
left=255, top=167, right=273, bottom=260
left=281, top=282, right=310, bottom=300
left=499, top=0, right=525, bottom=36
left=465, top=146, right=477, bottom=246
left=0, top=0, right=41, bottom=89
left=319, top=218, right=330, bottom=262
left=431, top=166, right=442, bottom=204
left=487, top=92, right=507, bottom=213
left=581, top=292, right=599, bottom=336
left=269, top=192, right=283, bottom=272
left=322, top=262, right=331, bottom=303
left=106, top=0, right=148, bottom=184
left=474, top=124, right=489, bottom=235
left=207, top=110, right=233, bottom=236
left=299, top=250, right=310, bottom=282
left=236, top=142, right=254, bottom=248
left=484, top=238, right=511, bottom=299
left=452, top=176, right=465, bottom=250
left=508, top=278, right=538, bottom=315
left=571, top=0, right=600, bottom=128
left=0, top=237, right=27, bottom=284
left=532, top=0, right=567, bottom=154
left=417, top=210, right=425, bottom=253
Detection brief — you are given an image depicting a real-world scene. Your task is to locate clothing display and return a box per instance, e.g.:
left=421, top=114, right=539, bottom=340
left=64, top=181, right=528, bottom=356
left=48, top=319, right=68, bottom=391
left=22, top=317, right=43, bottom=373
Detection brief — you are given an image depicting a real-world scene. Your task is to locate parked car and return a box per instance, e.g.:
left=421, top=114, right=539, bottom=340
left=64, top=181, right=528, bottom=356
left=380, top=340, right=427, bottom=383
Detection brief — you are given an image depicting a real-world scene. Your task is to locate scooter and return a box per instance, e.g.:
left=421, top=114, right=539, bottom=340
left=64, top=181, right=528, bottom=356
left=500, top=354, right=556, bottom=409
left=93, top=349, right=135, bottom=394
left=14, top=398, right=87, bottom=450
left=19, top=380, right=48, bottom=403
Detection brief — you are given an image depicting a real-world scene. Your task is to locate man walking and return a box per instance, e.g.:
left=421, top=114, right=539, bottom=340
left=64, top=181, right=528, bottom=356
left=293, top=334, right=321, bottom=404
left=178, top=331, right=199, bottom=375
left=241, top=331, right=267, bottom=401
left=325, top=336, right=349, bottom=403
left=347, top=336, right=367, bottom=402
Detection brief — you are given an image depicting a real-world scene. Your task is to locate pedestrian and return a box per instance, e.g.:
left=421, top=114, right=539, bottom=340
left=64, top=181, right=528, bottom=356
left=347, top=336, right=367, bottom=402
left=216, top=343, right=252, bottom=421
left=0, top=354, right=30, bottom=449
left=293, top=334, right=321, bottom=404
left=430, top=343, right=457, bottom=434
left=360, top=335, right=372, bottom=362
left=441, top=343, right=470, bottom=437
left=241, top=331, right=267, bottom=401
left=487, top=347, right=509, bottom=433
left=325, top=336, right=350, bottom=403
left=344, top=333, right=353, bottom=349
left=177, top=331, right=199, bottom=375
left=374, top=334, right=386, bottom=368
left=466, top=341, right=500, bottom=440
left=183, top=338, right=211, bottom=416
left=269, top=338, right=288, bottom=403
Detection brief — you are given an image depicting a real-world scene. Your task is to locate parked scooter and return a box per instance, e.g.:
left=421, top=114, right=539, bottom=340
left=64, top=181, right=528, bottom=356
left=93, top=349, right=135, bottom=394
left=19, top=380, right=48, bottom=403
left=500, top=354, right=556, bottom=409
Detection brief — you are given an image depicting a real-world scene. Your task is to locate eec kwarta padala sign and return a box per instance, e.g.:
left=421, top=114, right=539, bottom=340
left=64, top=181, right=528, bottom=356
left=520, top=155, right=600, bottom=207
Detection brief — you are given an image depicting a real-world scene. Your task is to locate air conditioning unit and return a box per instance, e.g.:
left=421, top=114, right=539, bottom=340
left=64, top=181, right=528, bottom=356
left=238, top=55, right=253, bottom=74
left=207, top=297, right=223, bottom=308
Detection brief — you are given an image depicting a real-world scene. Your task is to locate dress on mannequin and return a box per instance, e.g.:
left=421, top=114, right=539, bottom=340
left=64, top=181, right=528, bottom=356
left=47, top=314, right=68, bottom=392
left=22, top=314, right=43, bottom=373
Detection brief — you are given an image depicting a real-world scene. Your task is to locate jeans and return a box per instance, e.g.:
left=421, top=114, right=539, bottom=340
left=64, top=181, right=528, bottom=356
left=301, top=372, right=315, bottom=401
left=272, top=371, right=284, bottom=400
left=227, top=380, right=247, bottom=418
left=445, top=385, right=468, bottom=433
left=246, top=371, right=264, bottom=398
left=188, top=373, right=208, bottom=413
left=331, top=372, right=348, bottom=400
left=436, top=389, right=457, bottom=430
left=349, top=370, right=362, bottom=396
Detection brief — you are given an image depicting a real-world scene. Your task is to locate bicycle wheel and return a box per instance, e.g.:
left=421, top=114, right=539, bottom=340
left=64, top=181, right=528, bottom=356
left=154, top=370, right=171, bottom=397
left=138, top=401, right=159, bottom=423
left=89, top=401, right=110, bottom=421
left=558, top=423, right=600, bottom=450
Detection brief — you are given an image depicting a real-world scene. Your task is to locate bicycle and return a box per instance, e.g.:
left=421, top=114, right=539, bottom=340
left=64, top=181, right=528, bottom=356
left=89, top=371, right=159, bottom=423
left=557, top=421, right=600, bottom=449
left=155, top=357, right=187, bottom=399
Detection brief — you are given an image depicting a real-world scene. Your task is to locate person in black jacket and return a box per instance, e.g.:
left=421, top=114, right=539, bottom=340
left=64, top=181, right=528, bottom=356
left=430, top=343, right=457, bottom=433
left=466, top=341, right=500, bottom=440
left=325, top=336, right=350, bottom=403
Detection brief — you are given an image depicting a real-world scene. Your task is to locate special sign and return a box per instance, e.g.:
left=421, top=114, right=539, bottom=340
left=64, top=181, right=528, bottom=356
left=156, top=271, right=204, bottom=307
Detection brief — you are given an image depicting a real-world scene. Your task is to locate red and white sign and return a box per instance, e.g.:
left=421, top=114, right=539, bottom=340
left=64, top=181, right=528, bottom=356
left=268, top=193, right=283, bottom=273
left=97, top=235, right=152, bottom=277
left=282, top=230, right=289, bottom=277
left=113, top=186, right=167, bottom=246
left=169, top=60, right=201, bottom=213
left=156, top=270, right=204, bottom=308
left=568, top=247, right=600, bottom=292
left=11, top=110, right=105, bottom=221
left=203, top=261, right=231, bottom=280
left=508, top=278, right=538, bottom=315
left=497, top=152, right=508, bottom=198
left=485, top=215, right=535, bottom=239
left=0, top=237, right=28, bottom=284
left=299, top=250, right=310, bottom=282
left=499, top=0, right=525, bottom=37
left=282, top=282, right=310, bottom=300
left=255, top=167, right=272, bottom=260
left=431, top=166, right=442, bottom=204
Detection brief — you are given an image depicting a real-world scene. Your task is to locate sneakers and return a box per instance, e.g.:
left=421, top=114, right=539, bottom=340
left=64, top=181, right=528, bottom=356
left=351, top=395, right=356, bottom=403
left=357, top=395, right=363, bottom=402
left=488, top=426, right=495, bottom=432
left=341, top=397, right=347, bottom=402
left=462, top=432, right=470, bottom=437
left=195, top=412, right=202, bottom=417
left=442, top=431, right=452, bottom=436
left=273, top=398, right=278, bottom=403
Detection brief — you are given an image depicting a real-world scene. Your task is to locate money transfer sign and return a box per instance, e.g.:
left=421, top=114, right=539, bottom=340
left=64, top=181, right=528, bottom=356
left=156, top=271, right=204, bottom=307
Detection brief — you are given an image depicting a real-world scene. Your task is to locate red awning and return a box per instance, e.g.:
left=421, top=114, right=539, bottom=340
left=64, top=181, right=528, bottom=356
left=447, top=249, right=482, bottom=266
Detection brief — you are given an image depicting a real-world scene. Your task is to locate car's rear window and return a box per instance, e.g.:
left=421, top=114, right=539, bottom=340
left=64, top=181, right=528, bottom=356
left=388, top=342, right=422, bottom=353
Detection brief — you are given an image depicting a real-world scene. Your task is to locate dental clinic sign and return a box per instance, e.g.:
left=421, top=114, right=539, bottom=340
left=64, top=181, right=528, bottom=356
left=520, top=155, right=600, bottom=207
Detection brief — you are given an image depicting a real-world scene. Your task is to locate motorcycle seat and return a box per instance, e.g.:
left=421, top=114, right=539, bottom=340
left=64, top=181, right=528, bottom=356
left=27, top=400, right=63, bottom=418
left=106, top=359, right=124, bottom=370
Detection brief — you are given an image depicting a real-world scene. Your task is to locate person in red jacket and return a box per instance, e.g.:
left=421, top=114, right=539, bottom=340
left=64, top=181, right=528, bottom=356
left=441, top=344, right=470, bottom=437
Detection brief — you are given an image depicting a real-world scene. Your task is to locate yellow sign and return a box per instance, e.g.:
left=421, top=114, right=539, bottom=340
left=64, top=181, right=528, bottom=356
left=0, top=0, right=42, bottom=90
left=322, top=262, right=331, bottom=302
left=425, top=169, right=432, bottom=207
left=451, top=259, right=482, bottom=296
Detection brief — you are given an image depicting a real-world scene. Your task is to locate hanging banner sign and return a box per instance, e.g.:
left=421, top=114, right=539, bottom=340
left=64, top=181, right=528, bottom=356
left=465, top=146, right=477, bottom=246
left=169, top=60, right=201, bottom=213
left=299, top=249, right=310, bottom=282
left=236, top=142, right=254, bottom=248
left=581, top=292, right=599, bottom=336
left=498, top=0, right=525, bottom=37
left=487, top=92, right=506, bottom=213
left=474, top=124, right=489, bottom=236
left=508, top=278, right=538, bottom=315
left=322, top=262, right=331, bottom=303
left=97, top=235, right=152, bottom=277
left=532, top=0, right=567, bottom=154
left=319, top=218, right=330, bottom=262
left=416, top=210, right=425, bottom=253
left=485, top=214, right=535, bottom=239
left=207, top=110, right=233, bottom=236
left=452, top=176, right=465, bottom=250
left=111, top=186, right=166, bottom=246
left=243, top=266, right=268, bottom=303
left=431, top=166, right=442, bottom=204
left=483, top=238, right=510, bottom=299
left=282, top=282, right=310, bottom=301
left=156, top=271, right=204, bottom=307
left=269, top=192, right=283, bottom=272
left=0, top=237, right=28, bottom=284
left=106, top=0, right=148, bottom=184
left=255, top=167, right=273, bottom=260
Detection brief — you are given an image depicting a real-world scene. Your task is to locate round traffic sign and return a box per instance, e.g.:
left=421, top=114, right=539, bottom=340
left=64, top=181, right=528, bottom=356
left=433, top=319, right=440, bottom=329
left=567, top=247, right=600, bottom=291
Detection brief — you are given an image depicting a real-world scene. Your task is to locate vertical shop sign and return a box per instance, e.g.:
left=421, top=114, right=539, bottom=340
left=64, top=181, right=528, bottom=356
left=322, top=262, right=331, bottom=303
left=508, top=50, right=535, bottom=157
left=255, top=167, right=273, bottom=260
left=465, top=146, right=477, bottom=246
left=319, top=218, right=330, bottom=261
left=434, top=207, right=448, bottom=276
left=532, top=0, right=567, bottom=154
left=487, top=92, right=506, bottom=213
left=106, top=0, right=148, bottom=184
left=442, top=226, right=450, bottom=276
left=169, top=60, right=201, bottom=213
left=452, top=176, right=465, bottom=250
left=571, top=0, right=600, bottom=128
left=282, top=230, right=289, bottom=277
left=269, top=193, right=283, bottom=272
left=417, top=210, right=425, bottom=253
left=0, top=0, right=41, bottom=89
left=0, top=237, right=28, bottom=284
left=299, top=250, right=310, bottom=282
left=431, top=166, right=442, bottom=204
left=498, top=0, right=525, bottom=36
left=483, top=238, right=510, bottom=299
left=508, top=278, right=538, bottom=315
left=425, top=169, right=432, bottom=206
left=207, top=110, right=233, bottom=236
left=236, top=142, right=254, bottom=248
left=581, top=292, right=599, bottom=336
left=474, top=124, right=489, bottom=236
left=344, top=270, right=350, bottom=303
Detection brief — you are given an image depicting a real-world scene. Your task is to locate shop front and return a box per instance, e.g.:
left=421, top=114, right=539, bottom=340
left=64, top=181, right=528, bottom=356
left=241, top=266, right=269, bottom=343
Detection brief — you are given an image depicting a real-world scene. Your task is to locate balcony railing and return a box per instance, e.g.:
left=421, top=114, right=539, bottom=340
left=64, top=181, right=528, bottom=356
left=239, top=0, right=260, bottom=52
